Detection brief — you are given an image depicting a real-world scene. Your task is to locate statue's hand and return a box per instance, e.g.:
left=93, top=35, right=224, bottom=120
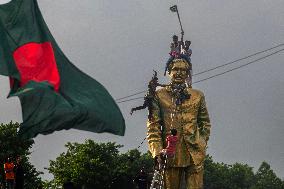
left=193, top=138, right=207, bottom=150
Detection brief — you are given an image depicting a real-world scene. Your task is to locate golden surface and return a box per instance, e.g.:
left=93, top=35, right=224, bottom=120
left=165, top=165, right=204, bottom=189
left=146, top=59, right=211, bottom=188
left=147, top=87, right=211, bottom=166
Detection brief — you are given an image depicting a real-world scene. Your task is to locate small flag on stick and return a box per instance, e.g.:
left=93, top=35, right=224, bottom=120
left=170, top=5, right=178, bottom=12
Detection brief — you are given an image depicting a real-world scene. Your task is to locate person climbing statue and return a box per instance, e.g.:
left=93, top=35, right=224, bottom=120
left=160, top=128, right=178, bottom=158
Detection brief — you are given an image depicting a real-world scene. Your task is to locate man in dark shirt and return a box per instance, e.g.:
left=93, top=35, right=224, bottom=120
left=15, top=157, right=24, bottom=189
left=134, top=168, right=149, bottom=189
left=63, top=180, right=75, bottom=189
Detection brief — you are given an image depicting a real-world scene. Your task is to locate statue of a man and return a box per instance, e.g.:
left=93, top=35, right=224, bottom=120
left=147, top=58, right=211, bottom=189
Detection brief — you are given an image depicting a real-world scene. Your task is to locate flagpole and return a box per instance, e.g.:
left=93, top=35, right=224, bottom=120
left=170, top=5, right=184, bottom=39
left=176, top=7, right=184, bottom=37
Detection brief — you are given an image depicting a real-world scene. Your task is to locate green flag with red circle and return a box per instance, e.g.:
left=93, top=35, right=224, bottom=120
left=0, top=0, right=125, bottom=138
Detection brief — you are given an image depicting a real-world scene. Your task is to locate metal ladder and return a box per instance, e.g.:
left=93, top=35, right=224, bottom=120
left=150, top=156, right=167, bottom=189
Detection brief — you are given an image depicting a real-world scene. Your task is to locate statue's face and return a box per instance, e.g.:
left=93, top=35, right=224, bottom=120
left=169, top=60, right=189, bottom=84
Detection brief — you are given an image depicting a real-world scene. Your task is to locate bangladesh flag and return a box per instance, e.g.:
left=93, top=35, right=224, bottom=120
left=0, top=0, right=125, bottom=138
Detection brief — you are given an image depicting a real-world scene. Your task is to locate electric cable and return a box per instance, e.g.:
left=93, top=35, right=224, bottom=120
left=129, top=48, right=284, bottom=151
left=117, top=96, right=144, bottom=104
left=193, top=43, right=284, bottom=76
left=193, top=48, right=284, bottom=84
left=116, top=91, right=147, bottom=102
left=115, top=43, right=284, bottom=101
left=116, top=47, right=284, bottom=104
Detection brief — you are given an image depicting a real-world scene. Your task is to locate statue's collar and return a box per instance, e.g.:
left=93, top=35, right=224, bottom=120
left=165, top=83, right=191, bottom=105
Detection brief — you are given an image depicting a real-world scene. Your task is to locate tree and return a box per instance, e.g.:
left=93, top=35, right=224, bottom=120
left=0, top=122, right=43, bottom=188
left=252, top=161, right=284, bottom=189
left=204, top=156, right=284, bottom=189
left=47, top=141, right=284, bottom=189
left=228, top=163, right=255, bottom=189
left=111, top=149, right=153, bottom=189
left=204, top=155, right=231, bottom=189
left=47, top=140, right=154, bottom=189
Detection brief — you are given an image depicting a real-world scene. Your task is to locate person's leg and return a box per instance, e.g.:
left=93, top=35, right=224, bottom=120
left=164, top=167, right=183, bottom=189
left=185, top=163, right=204, bottom=189
left=12, top=180, right=15, bottom=189
left=6, top=180, right=13, bottom=189
left=6, top=180, right=10, bottom=189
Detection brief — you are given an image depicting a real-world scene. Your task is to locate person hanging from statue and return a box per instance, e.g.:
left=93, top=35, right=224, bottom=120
left=130, top=70, right=166, bottom=120
left=147, top=58, right=211, bottom=189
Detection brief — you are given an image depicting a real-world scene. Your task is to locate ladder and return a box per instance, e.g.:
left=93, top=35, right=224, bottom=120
left=150, top=156, right=167, bottom=189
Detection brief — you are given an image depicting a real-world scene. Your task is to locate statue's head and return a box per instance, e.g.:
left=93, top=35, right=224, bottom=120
left=168, top=59, right=190, bottom=84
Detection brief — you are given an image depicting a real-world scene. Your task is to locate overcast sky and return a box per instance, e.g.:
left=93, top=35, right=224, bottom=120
left=0, top=0, right=283, bottom=180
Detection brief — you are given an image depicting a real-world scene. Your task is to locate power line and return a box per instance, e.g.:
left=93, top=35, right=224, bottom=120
left=193, top=43, right=284, bottom=76
left=117, top=96, right=144, bottom=104
left=116, top=48, right=284, bottom=104
left=115, top=43, right=284, bottom=101
left=123, top=47, right=284, bottom=150
left=116, top=91, right=146, bottom=101
left=127, top=48, right=284, bottom=150
left=193, top=48, right=284, bottom=84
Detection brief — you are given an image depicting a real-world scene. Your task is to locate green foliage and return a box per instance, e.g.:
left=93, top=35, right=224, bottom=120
left=0, top=122, right=33, bottom=158
left=252, top=162, right=284, bottom=189
left=228, top=163, right=255, bottom=189
left=47, top=140, right=153, bottom=189
left=0, top=122, right=43, bottom=188
left=204, top=155, right=231, bottom=188
left=46, top=140, right=284, bottom=189
left=204, top=155, right=284, bottom=189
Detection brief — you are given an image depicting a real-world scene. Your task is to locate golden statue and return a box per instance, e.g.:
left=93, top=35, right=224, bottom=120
left=147, top=58, right=211, bottom=189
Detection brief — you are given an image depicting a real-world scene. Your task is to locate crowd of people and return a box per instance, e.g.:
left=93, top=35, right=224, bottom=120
left=1, top=157, right=24, bottom=189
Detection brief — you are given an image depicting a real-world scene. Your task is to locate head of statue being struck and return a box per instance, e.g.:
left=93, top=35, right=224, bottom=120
left=167, top=59, right=191, bottom=85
